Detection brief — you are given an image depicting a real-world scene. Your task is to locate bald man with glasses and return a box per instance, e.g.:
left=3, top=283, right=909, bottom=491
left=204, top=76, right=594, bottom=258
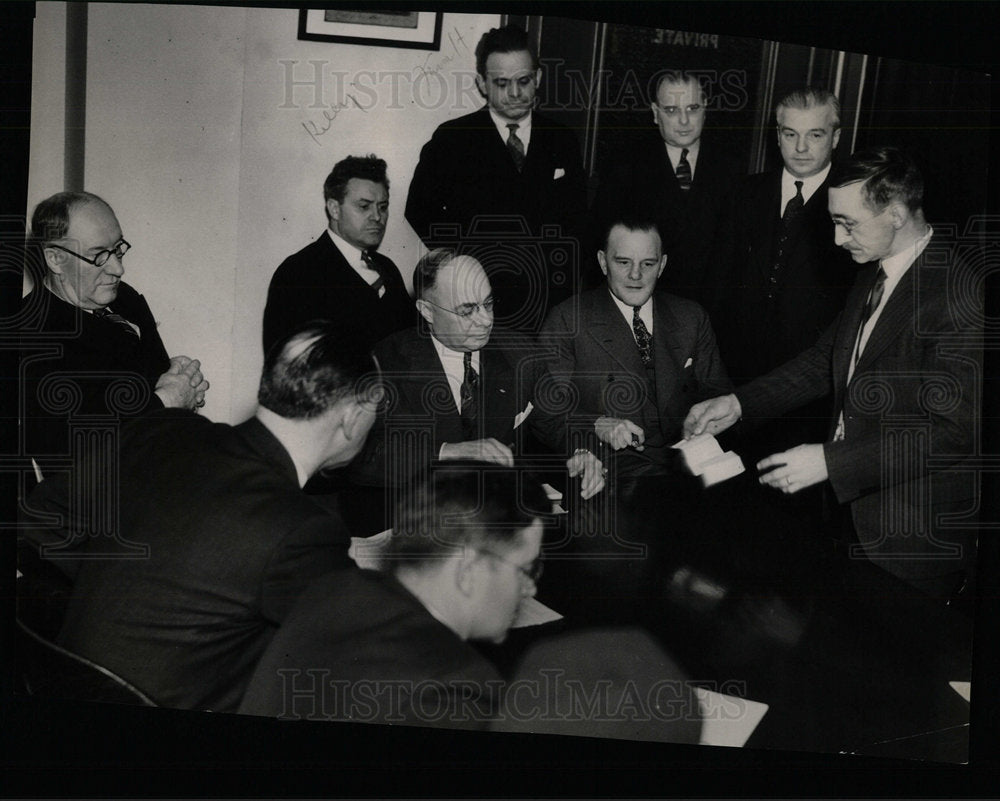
left=349, top=248, right=604, bottom=523
left=20, top=191, right=209, bottom=467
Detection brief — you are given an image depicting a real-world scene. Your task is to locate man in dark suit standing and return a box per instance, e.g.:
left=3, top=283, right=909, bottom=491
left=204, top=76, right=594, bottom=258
left=240, top=463, right=549, bottom=728
left=351, top=248, right=603, bottom=514
left=536, top=217, right=731, bottom=479
left=717, top=88, right=856, bottom=458
left=405, top=25, right=587, bottom=333
left=686, top=147, right=981, bottom=597
left=593, top=71, right=743, bottom=311
left=263, top=154, right=415, bottom=355
left=20, top=192, right=209, bottom=469
left=25, top=322, right=383, bottom=711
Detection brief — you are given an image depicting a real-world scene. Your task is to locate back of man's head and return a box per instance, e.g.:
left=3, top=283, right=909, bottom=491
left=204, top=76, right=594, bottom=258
left=386, top=460, right=549, bottom=569
left=258, top=321, right=378, bottom=420
left=30, top=191, right=110, bottom=245
left=828, top=145, right=924, bottom=214
left=323, top=154, right=389, bottom=206
left=475, top=24, right=537, bottom=77
left=774, top=86, right=840, bottom=128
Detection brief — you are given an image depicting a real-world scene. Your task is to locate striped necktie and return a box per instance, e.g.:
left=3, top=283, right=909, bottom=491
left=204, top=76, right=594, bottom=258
left=361, top=250, right=385, bottom=296
left=94, top=307, right=139, bottom=339
left=675, top=148, right=692, bottom=190
left=506, top=124, right=526, bottom=172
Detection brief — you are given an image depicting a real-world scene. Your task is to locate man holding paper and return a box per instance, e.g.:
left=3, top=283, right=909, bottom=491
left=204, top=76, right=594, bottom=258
left=351, top=248, right=604, bottom=498
left=535, top=217, right=732, bottom=478
left=684, top=147, right=981, bottom=596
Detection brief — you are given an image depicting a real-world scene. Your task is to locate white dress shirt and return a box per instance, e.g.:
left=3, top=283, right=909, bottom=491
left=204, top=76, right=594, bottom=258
left=665, top=140, right=700, bottom=181
left=780, top=164, right=830, bottom=216
left=608, top=290, right=654, bottom=341
left=489, top=109, right=533, bottom=154
left=327, top=229, right=385, bottom=298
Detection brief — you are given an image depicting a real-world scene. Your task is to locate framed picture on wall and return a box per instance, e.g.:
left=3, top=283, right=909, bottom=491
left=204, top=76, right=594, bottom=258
left=297, top=9, right=443, bottom=50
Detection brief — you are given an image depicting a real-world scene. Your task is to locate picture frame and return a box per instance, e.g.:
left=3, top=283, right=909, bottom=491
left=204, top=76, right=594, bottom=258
left=297, top=9, right=443, bottom=51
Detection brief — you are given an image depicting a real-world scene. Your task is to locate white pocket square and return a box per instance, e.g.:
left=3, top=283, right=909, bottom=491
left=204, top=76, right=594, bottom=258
left=514, top=401, right=534, bottom=430
left=553, top=168, right=566, bottom=180
left=684, top=357, right=693, bottom=368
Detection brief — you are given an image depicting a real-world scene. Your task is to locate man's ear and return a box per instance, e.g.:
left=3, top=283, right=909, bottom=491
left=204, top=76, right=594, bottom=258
left=326, top=198, right=341, bottom=223
left=656, top=254, right=667, bottom=278
left=832, top=127, right=842, bottom=151
left=341, top=400, right=368, bottom=441
left=650, top=101, right=659, bottom=125
left=42, top=246, right=66, bottom=277
left=475, top=73, right=486, bottom=99
left=533, top=67, right=542, bottom=88
left=888, top=201, right=909, bottom=230
left=455, top=549, right=478, bottom=596
left=597, top=250, right=609, bottom=276
left=415, top=298, right=435, bottom=326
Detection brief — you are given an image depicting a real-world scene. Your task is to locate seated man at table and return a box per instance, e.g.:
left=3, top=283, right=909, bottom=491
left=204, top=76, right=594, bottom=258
left=239, top=461, right=549, bottom=728
left=22, top=321, right=382, bottom=711
left=20, top=191, right=209, bottom=472
left=350, top=248, right=604, bottom=509
left=535, top=216, right=732, bottom=479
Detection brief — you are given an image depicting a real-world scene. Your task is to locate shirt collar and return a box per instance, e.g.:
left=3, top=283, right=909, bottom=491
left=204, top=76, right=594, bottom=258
left=431, top=333, right=481, bottom=373
left=488, top=108, right=532, bottom=144
left=665, top=140, right=699, bottom=171
left=781, top=163, right=830, bottom=205
left=607, top=288, right=654, bottom=333
left=881, top=225, right=933, bottom=284
left=327, top=228, right=365, bottom=266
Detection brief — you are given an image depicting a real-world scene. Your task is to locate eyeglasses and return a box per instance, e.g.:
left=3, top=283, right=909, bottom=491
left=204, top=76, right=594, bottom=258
left=47, top=239, right=131, bottom=268
left=478, top=549, right=543, bottom=585
left=832, top=207, right=887, bottom=236
left=423, top=297, right=496, bottom=319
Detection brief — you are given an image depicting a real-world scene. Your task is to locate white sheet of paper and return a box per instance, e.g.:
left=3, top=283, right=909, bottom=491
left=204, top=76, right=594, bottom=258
left=693, top=687, right=769, bottom=748
left=672, top=434, right=724, bottom=474
left=512, top=597, right=563, bottom=628
left=949, top=680, right=971, bottom=703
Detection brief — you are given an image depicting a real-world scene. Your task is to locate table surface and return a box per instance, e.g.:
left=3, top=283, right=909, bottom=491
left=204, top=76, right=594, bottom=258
left=477, top=468, right=975, bottom=763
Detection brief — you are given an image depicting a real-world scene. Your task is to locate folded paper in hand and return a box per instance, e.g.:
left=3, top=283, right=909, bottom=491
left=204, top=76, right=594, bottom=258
left=672, top=434, right=744, bottom=487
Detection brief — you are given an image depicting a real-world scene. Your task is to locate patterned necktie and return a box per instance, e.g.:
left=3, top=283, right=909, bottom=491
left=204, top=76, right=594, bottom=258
left=361, top=250, right=385, bottom=296
left=853, top=266, right=887, bottom=366
left=460, top=351, right=479, bottom=438
left=675, top=147, right=692, bottom=190
left=632, top=306, right=652, bottom=366
left=782, top=180, right=805, bottom=223
left=506, top=123, right=525, bottom=172
left=94, top=307, right=139, bottom=339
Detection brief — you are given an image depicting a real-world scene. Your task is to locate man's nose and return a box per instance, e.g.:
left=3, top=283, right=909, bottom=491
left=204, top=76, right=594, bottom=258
left=104, top=254, right=125, bottom=276
left=370, top=206, right=384, bottom=222
left=678, top=108, right=689, bottom=125
left=521, top=579, right=537, bottom=599
left=833, top=224, right=849, bottom=246
left=471, top=304, right=493, bottom=326
left=627, top=263, right=642, bottom=281
left=508, top=81, right=523, bottom=99
left=795, top=135, right=808, bottom=153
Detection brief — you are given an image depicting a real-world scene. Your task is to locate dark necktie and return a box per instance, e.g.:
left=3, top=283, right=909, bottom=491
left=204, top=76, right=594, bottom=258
left=361, top=250, right=385, bottom=296
left=853, top=265, right=887, bottom=366
left=94, top=307, right=139, bottom=339
left=632, top=306, right=652, bottom=366
left=506, top=123, right=525, bottom=172
left=675, top=148, right=692, bottom=190
left=460, top=351, right=479, bottom=438
left=782, top=180, right=805, bottom=223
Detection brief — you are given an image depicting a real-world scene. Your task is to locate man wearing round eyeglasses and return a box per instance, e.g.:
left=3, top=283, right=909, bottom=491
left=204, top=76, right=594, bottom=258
left=349, top=248, right=604, bottom=520
left=21, top=191, right=209, bottom=466
left=240, top=462, right=548, bottom=727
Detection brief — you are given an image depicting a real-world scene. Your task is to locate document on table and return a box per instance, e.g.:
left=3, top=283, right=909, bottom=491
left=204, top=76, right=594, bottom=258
left=348, top=530, right=563, bottom=628
left=693, top=686, right=769, bottom=748
left=949, top=681, right=971, bottom=703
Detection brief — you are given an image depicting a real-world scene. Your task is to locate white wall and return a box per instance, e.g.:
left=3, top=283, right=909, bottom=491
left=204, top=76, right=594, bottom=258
left=28, top=2, right=500, bottom=423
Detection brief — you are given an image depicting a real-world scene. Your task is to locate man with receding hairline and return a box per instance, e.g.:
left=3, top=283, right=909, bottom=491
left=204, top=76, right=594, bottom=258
left=21, top=191, right=209, bottom=467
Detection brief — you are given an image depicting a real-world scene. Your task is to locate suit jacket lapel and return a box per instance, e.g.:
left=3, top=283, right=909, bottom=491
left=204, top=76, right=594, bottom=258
left=651, top=297, right=688, bottom=414
left=586, top=291, right=647, bottom=376
left=757, top=173, right=783, bottom=282
left=835, top=265, right=879, bottom=389
left=854, top=260, right=917, bottom=371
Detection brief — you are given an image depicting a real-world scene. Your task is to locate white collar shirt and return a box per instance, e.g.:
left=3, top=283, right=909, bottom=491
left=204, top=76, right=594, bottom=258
left=327, top=229, right=385, bottom=298
left=489, top=108, right=532, bottom=153
left=780, top=163, right=830, bottom=216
